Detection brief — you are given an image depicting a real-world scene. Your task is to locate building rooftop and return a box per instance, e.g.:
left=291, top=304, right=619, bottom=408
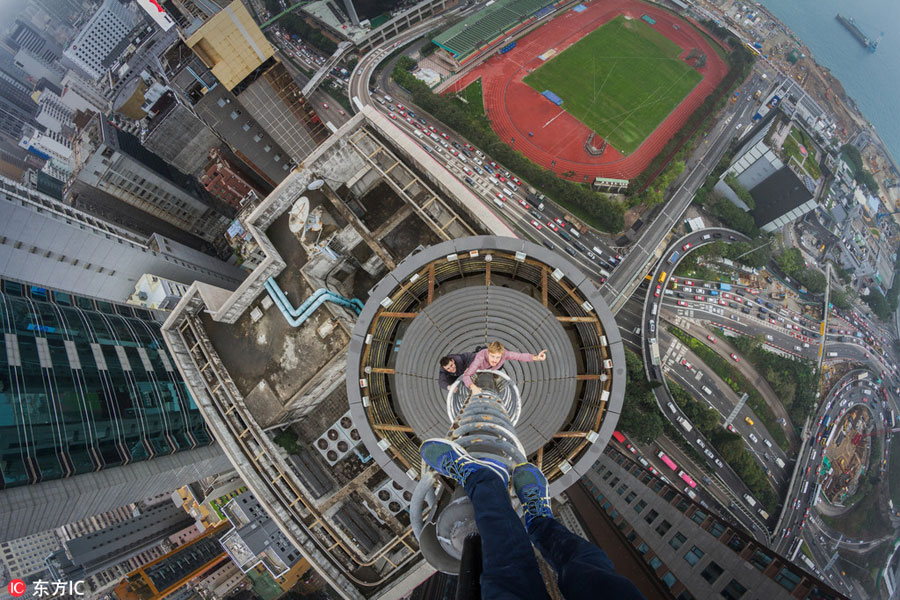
left=184, top=0, right=275, bottom=91
left=749, top=166, right=814, bottom=228
left=220, top=491, right=301, bottom=578
left=162, top=106, right=513, bottom=599
left=347, top=236, right=625, bottom=498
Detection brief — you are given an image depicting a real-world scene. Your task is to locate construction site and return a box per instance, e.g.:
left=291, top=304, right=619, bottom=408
left=822, top=406, right=874, bottom=505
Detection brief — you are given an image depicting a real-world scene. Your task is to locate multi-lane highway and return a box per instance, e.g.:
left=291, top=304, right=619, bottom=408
left=637, top=227, right=780, bottom=535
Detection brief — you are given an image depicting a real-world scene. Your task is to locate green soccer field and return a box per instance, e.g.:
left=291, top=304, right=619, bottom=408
left=523, top=15, right=702, bottom=155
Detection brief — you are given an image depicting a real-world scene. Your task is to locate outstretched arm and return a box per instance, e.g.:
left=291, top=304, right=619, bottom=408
left=504, top=349, right=548, bottom=362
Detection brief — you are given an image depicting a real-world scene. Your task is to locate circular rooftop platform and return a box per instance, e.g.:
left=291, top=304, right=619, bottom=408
left=394, top=285, right=576, bottom=454
left=347, top=236, right=626, bottom=496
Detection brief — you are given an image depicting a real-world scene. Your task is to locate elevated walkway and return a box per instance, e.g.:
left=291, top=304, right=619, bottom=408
left=302, top=42, right=353, bottom=97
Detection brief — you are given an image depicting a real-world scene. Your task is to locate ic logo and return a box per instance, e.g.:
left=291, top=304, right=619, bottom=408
left=8, top=579, right=26, bottom=597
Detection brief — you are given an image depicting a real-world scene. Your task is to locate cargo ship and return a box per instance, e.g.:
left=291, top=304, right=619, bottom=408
left=836, top=14, right=878, bottom=53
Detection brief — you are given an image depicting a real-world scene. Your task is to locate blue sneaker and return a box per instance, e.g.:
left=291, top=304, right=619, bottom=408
left=513, top=463, right=553, bottom=528
left=420, top=439, right=510, bottom=488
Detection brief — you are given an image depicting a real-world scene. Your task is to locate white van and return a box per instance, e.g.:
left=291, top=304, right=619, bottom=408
left=414, top=130, right=423, bottom=139
left=569, top=228, right=580, bottom=239
left=701, top=386, right=712, bottom=395
left=827, top=351, right=838, bottom=357
left=376, top=97, right=385, bottom=105
left=666, top=402, right=676, bottom=413
left=763, top=439, right=773, bottom=448
left=383, top=94, right=393, bottom=103
left=492, top=198, right=504, bottom=209
left=651, top=303, right=658, bottom=316
left=489, top=177, right=500, bottom=186
left=592, top=246, right=604, bottom=256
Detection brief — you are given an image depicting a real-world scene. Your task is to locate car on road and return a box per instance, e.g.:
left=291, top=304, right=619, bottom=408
left=707, top=335, right=717, bottom=343
left=730, top=353, right=739, bottom=362
left=389, top=112, right=397, bottom=120
left=694, top=295, right=704, bottom=301
left=681, top=359, right=693, bottom=370
left=338, top=109, right=345, bottom=115
left=512, top=176, right=522, bottom=186
left=546, top=221, right=558, bottom=231
left=322, top=102, right=329, bottom=109
left=727, top=424, right=736, bottom=433
left=518, top=198, right=529, bottom=209
left=683, top=243, right=692, bottom=251
left=704, top=449, right=715, bottom=459
left=654, top=285, right=661, bottom=297
left=554, top=217, right=566, bottom=228
left=714, top=458, right=724, bottom=468
left=542, top=240, right=555, bottom=251
left=685, top=280, right=694, bottom=286
left=530, top=220, right=542, bottom=230
left=749, top=433, right=759, bottom=443
left=678, top=300, right=688, bottom=307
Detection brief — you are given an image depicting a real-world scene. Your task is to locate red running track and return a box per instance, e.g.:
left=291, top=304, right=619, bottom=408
left=449, top=0, right=727, bottom=181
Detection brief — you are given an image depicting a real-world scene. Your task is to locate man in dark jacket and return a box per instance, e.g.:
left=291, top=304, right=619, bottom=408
left=438, top=346, right=485, bottom=391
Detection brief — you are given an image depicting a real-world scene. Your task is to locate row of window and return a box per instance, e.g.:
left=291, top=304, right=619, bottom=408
left=593, top=447, right=836, bottom=598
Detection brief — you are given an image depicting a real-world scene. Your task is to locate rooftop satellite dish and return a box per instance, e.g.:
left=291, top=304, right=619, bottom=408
left=308, top=179, right=325, bottom=191
left=288, top=196, right=310, bottom=233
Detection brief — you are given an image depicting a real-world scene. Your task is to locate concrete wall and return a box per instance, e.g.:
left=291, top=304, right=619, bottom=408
left=358, top=0, right=455, bottom=52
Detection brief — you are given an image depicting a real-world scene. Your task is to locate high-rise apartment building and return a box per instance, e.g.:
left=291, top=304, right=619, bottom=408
left=158, top=107, right=528, bottom=600
left=32, top=84, right=74, bottom=135
left=6, top=19, right=63, bottom=64
left=572, top=445, right=844, bottom=599
left=181, top=1, right=327, bottom=167
left=0, top=276, right=231, bottom=540
left=0, top=175, right=246, bottom=303
left=49, top=501, right=194, bottom=580
left=12, top=48, right=66, bottom=87
left=60, top=69, right=108, bottom=115
left=0, top=62, right=38, bottom=140
left=0, top=530, right=60, bottom=581
left=18, top=127, right=72, bottom=165
left=71, top=113, right=234, bottom=243
left=62, top=0, right=136, bottom=80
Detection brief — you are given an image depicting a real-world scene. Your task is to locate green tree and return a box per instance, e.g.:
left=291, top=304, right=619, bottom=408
left=863, top=288, right=891, bottom=320
left=776, top=247, right=804, bottom=274
left=619, top=350, right=665, bottom=443
left=830, top=287, right=850, bottom=309
left=857, top=170, right=879, bottom=194
left=841, top=144, right=863, bottom=174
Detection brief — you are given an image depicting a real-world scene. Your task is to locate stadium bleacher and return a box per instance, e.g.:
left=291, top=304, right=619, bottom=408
left=433, top=0, right=558, bottom=60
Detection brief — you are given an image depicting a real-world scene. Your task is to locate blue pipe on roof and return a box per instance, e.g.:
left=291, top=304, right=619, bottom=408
left=264, top=278, right=363, bottom=328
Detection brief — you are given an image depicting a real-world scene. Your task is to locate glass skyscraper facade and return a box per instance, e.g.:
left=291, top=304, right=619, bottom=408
left=0, top=279, right=212, bottom=489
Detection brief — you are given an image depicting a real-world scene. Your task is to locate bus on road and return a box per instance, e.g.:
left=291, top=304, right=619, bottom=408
left=657, top=451, right=678, bottom=471
left=678, top=470, right=697, bottom=488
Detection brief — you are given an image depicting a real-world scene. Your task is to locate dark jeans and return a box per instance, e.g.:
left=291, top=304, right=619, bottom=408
left=465, top=469, right=645, bottom=600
